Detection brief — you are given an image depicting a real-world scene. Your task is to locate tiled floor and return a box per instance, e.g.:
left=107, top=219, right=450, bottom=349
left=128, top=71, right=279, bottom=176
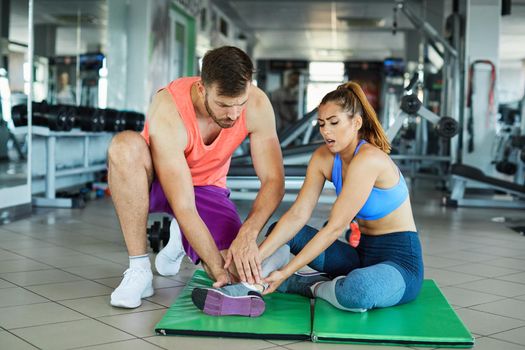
left=0, top=185, right=524, bottom=349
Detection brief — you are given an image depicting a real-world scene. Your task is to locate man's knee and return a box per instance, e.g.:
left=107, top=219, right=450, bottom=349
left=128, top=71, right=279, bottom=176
left=108, top=131, right=151, bottom=170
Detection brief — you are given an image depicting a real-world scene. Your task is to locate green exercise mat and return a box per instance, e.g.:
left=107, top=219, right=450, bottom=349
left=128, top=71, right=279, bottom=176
left=155, top=270, right=311, bottom=340
left=312, top=279, right=474, bottom=348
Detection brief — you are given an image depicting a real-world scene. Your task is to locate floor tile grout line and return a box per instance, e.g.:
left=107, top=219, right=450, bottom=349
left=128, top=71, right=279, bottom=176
left=54, top=297, right=167, bottom=317
left=259, top=345, right=290, bottom=350
left=0, top=269, right=118, bottom=298
left=437, top=265, right=524, bottom=278
left=2, top=292, right=168, bottom=333
left=0, top=226, right=124, bottom=250
left=427, top=278, right=487, bottom=289
left=483, top=324, right=525, bottom=338
left=1, top=211, right=123, bottom=238
left=6, top=312, right=90, bottom=331
left=9, top=311, right=142, bottom=343
left=0, top=271, right=87, bottom=288
left=448, top=296, right=509, bottom=309
left=141, top=336, right=170, bottom=350
left=492, top=277, right=525, bottom=286
left=92, top=314, right=161, bottom=341
left=2, top=230, right=132, bottom=265
left=69, top=337, right=167, bottom=350
left=2, top=328, right=43, bottom=349
left=448, top=283, right=525, bottom=299
left=464, top=305, right=525, bottom=323
left=0, top=260, right=189, bottom=306
left=0, top=243, right=131, bottom=273
left=485, top=334, right=525, bottom=347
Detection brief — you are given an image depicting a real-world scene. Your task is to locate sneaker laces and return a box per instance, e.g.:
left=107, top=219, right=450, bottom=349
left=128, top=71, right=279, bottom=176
left=119, top=268, right=149, bottom=288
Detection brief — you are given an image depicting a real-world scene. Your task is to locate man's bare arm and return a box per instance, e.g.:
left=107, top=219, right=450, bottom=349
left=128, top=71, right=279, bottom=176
left=225, top=87, right=285, bottom=284
left=148, top=91, right=228, bottom=286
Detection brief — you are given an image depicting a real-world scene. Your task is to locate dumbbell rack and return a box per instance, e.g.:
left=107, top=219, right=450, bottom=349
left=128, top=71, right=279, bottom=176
left=15, top=126, right=113, bottom=208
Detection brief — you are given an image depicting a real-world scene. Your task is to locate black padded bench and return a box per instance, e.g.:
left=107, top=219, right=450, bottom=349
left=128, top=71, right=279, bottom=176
left=445, top=163, right=525, bottom=208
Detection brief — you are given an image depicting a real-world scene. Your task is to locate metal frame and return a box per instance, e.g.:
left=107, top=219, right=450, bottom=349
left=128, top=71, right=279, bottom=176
left=24, top=126, right=111, bottom=208
left=395, top=0, right=463, bottom=163
left=227, top=175, right=336, bottom=204
left=279, top=108, right=318, bottom=148
left=385, top=105, right=442, bottom=143
left=448, top=175, right=525, bottom=209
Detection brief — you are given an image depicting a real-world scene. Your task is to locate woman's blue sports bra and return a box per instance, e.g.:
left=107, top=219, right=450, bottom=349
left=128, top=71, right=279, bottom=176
left=330, top=140, right=409, bottom=221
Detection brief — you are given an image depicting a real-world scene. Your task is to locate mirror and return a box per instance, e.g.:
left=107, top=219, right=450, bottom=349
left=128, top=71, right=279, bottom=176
left=0, top=0, right=29, bottom=190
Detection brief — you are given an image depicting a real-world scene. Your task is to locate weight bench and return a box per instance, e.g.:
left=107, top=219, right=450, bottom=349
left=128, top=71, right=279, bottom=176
left=155, top=270, right=474, bottom=347
left=227, top=164, right=336, bottom=204
left=231, top=142, right=323, bottom=166
left=445, top=163, right=525, bottom=209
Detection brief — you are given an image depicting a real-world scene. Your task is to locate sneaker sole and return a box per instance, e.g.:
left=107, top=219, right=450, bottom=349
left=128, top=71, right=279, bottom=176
left=191, top=287, right=265, bottom=317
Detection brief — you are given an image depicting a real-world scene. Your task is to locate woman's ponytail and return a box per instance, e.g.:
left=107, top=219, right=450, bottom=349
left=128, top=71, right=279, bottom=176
left=345, top=82, right=391, bottom=153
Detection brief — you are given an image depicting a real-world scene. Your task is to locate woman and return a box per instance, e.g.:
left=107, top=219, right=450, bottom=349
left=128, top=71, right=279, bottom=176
left=260, top=81, right=424, bottom=312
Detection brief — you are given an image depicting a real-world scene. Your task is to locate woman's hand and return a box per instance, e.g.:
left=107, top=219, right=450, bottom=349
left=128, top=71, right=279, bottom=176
left=262, top=269, right=291, bottom=295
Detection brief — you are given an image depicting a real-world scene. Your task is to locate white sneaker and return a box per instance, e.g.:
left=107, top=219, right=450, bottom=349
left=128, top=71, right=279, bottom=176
left=155, top=219, right=185, bottom=276
left=110, top=268, right=154, bottom=308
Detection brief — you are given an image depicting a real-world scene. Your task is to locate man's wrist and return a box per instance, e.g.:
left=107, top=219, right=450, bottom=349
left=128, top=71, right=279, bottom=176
left=210, top=265, right=226, bottom=277
left=239, top=224, right=260, bottom=240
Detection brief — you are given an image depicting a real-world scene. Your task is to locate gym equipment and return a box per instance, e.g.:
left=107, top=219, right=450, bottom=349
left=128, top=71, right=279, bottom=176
left=155, top=271, right=473, bottom=347
left=0, top=119, right=9, bottom=160
left=147, top=217, right=171, bottom=253
left=492, top=108, right=524, bottom=177
left=466, top=60, right=496, bottom=153
left=394, top=0, right=465, bottom=164
left=20, top=126, right=113, bottom=208
left=510, top=226, right=525, bottom=236
left=312, top=280, right=473, bottom=347
left=380, top=58, right=406, bottom=130
left=231, top=143, right=322, bottom=166
left=444, top=163, right=525, bottom=209
left=75, top=106, right=106, bottom=132
left=155, top=270, right=312, bottom=339
left=278, top=108, right=319, bottom=148
left=385, top=94, right=459, bottom=181
left=387, top=94, right=459, bottom=142
left=122, top=111, right=145, bottom=131
left=227, top=164, right=337, bottom=203
left=104, top=109, right=126, bottom=132
left=75, top=108, right=143, bottom=132
left=12, top=102, right=75, bottom=131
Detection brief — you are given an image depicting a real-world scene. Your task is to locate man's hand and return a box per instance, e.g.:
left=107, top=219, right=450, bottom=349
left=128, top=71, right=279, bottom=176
left=224, top=231, right=262, bottom=284
left=211, top=269, right=230, bottom=288
left=262, top=269, right=289, bottom=295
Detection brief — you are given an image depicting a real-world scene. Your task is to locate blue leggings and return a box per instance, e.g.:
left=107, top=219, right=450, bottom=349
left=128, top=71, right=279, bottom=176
left=282, top=224, right=424, bottom=310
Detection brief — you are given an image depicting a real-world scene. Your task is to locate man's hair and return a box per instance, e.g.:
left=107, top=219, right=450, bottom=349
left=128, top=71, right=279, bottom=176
left=201, top=46, right=254, bottom=97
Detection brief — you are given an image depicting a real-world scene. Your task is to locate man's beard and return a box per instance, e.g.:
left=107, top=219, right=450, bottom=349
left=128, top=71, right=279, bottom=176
left=204, top=96, right=235, bottom=129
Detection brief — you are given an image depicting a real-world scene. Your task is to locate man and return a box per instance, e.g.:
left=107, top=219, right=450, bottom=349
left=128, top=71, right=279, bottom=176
left=108, top=46, right=284, bottom=308
left=271, top=70, right=301, bottom=131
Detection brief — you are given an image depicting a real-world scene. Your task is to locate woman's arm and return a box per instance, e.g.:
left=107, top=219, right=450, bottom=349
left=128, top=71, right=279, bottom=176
left=264, top=149, right=384, bottom=292
left=258, top=148, right=328, bottom=261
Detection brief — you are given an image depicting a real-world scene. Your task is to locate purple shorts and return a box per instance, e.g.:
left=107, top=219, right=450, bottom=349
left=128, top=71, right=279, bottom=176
left=148, top=180, right=241, bottom=264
